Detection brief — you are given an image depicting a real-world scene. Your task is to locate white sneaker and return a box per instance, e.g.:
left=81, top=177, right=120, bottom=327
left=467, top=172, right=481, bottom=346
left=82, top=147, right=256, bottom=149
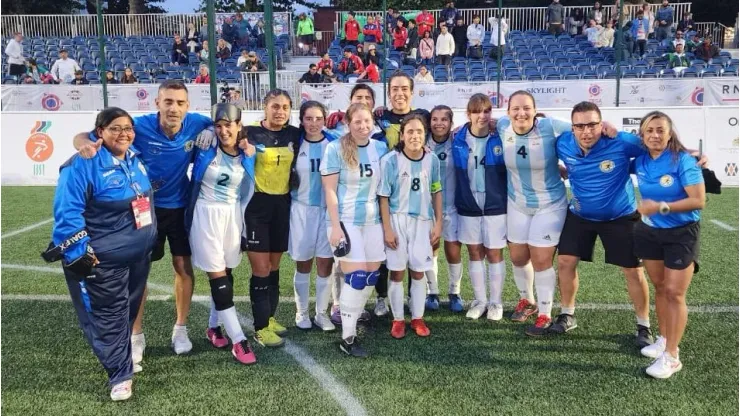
left=641, top=335, right=666, bottom=358
left=133, top=363, right=143, bottom=374
left=486, top=303, right=503, bottom=321
left=131, top=333, right=145, bottom=364
left=313, top=312, right=336, bottom=332
left=646, top=352, right=683, bottom=379
left=171, top=326, right=193, bottom=355
left=110, top=379, right=132, bottom=401
left=374, top=297, right=389, bottom=317
left=295, top=312, right=312, bottom=330
left=466, top=300, right=487, bottom=320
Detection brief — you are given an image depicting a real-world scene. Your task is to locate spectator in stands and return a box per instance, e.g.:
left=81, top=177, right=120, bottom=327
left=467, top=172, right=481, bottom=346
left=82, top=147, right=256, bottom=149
left=199, top=40, right=210, bottom=64
left=229, top=89, right=248, bottom=110
left=321, top=66, right=340, bottom=83
left=677, top=12, right=694, bottom=34
left=452, top=17, right=467, bottom=58
left=71, top=69, right=89, bottom=85
left=589, top=2, right=604, bottom=26
left=393, top=19, right=409, bottom=52
left=467, top=15, right=485, bottom=59
left=234, top=12, right=251, bottom=47
left=616, top=20, right=634, bottom=61
left=121, top=67, right=137, bottom=84
left=241, top=52, right=265, bottom=103
left=364, top=45, right=379, bottom=67
left=199, top=16, right=209, bottom=42
left=186, top=23, right=200, bottom=54
left=488, top=13, right=508, bottom=60
left=393, top=10, right=408, bottom=28
left=105, top=70, right=119, bottom=84
left=5, top=32, right=26, bottom=81
left=343, top=12, right=361, bottom=48
left=569, top=9, right=585, bottom=35
left=194, top=65, right=210, bottom=84
left=357, top=56, right=380, bottom=83
left=419, top=30, right=435, bottom=66
left=436, top=24, right=455, bottom=66
left=296, top=13, right=315, bottom=55
left=171, top=34, right=189, bottom=65
left=23, top=58, right=53, bottom=84
left=237, top=49, right=249, bottom=67
left=613, top=2, right=630, bottom=29
left=50, top=49, right=81, bottom=84
left=668, top=30, right=685, bottom=52
left=663, top=42, right=690, bottom=70
left=441, top=2, right=459, bottom=28
left=631, top=11, right=650, bottom=58
left=386, top=8, right=397, bottom=34
left=547, top=0, right=565, bottom=35
left=686, top=33, right=701, bottom=54
left=655, top=0, right=674, bottom=42
left=317, top=53, right=334, bottom=71
left=642, top=3, right=656, bottom=39
left=240, top=51, right=266, bottom=73
left=356, top=44, right=367, bottom=63
left=222, top=16, right=237, bottom=46
left=216, top=39, right=231, bottom=62
left=584, top=20, right=601, bottom=47
left=406, top=19, right=419, bottom=62
left=694, top=37, right=720, bottom=62
left=253, top=20, right=266, bottom=49
left=337, top=47, right=364, bottom=77
left=299, top=64, right=322, bottom=84
left=416, top=9, right=435, bottom=38
left=414, top=65, right=434, bottom=83
left=597, top=20, right=615, bottom=48
left=363, top=16, right=383, bottom=50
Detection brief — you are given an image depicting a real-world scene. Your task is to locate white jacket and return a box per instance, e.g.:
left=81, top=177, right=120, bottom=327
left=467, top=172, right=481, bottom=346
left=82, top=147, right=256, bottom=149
left=467, top=23, right=484, bottom=45
left=50, top=58, right=81, bottom=83
left=488, top=17, right=508, bottom=46
left=436, top=32, right=455, bottom=55
left=4, top=39, right=25, bottom=65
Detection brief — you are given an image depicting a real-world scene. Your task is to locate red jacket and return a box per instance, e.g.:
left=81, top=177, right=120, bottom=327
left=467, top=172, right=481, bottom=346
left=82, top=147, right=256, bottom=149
left=317, top=58, right=334, bottom=70
left=338, top=54, right=364, bottom=74
left=344, top=19, right=361, bottom=41
left=364, top=63, right=379, bottom=83
left=392, top=27, right=408, bottom=49
left=416, top=12, right=435, bottom=37
left=194, top=74, right=210, bottom=84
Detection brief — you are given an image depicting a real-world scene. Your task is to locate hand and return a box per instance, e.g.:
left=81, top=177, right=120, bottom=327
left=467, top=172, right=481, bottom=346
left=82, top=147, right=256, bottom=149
left=559, top=164, right=569, bottom=180
left=489, top=117, right=498, bottom=133
left=374, top=106, right=386, bottom=118
left=430, top=223, right=441, bottom=246
left=326, top=111, right=344, bottom=129
left=239, top=140, right=257, bottom=157
left=195, top=127, right=217, bottom=150
left=602, top=121, right=618, bottom=138
left=79, top=139, right=102, bottom=159
left=689, top=150, right=709, bottom=167
left=637, top=199, right=660, bottom=216
left=330, top=225, right=346, bottom=247
left=383, top=227, right=398, bottom=250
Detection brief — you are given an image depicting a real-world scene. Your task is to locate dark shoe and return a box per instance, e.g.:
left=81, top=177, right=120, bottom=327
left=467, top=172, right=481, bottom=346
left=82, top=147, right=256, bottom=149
left=525, top=315, right=552, bottom=337
left=339, top=336, right=369, bottom=358
left=549, top=314, right=578, bottom=334
left=635, top=324, right=654, bottom=348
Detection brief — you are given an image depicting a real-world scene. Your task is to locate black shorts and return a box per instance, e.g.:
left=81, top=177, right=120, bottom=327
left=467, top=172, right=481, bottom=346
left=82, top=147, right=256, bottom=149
left=152, top=207, right=191, bottom=261
left=300, top=34, right=315, bottom=45
left=245, top=192, right=290, bottom=253
left=558, top=210, right=640, bottom=268
left=634, top=221, right=700, bottom=271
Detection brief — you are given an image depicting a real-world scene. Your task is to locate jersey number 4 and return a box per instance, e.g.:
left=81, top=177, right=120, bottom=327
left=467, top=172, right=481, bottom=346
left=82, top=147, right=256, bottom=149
left=359, top=163, right=373, bottom=177
left=217, top=173, right=230, bottom=186
left=517, top=145, right=528, bottom=159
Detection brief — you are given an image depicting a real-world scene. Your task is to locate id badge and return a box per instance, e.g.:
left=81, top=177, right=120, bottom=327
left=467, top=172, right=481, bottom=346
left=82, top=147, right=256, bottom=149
left=131, top=196, right=152, bottom=229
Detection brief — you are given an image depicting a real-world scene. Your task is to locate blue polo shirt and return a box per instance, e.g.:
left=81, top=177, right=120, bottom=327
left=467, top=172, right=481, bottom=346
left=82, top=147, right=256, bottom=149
left=557, top=132, right=644, bottom=222
left=634, top=150, right=703, bottom=228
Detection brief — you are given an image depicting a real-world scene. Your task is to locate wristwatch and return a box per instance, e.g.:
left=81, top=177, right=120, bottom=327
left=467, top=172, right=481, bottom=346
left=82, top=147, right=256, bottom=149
left=659, top=201, right=671, bottom=215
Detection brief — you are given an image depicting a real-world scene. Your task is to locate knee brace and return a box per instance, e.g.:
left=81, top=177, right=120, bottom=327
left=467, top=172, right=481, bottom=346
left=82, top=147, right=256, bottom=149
left=366, top=270, right=380, bottom=286
left=209, top=276, right=234, bottom=311
left=344, top=270, right=368, bottom=290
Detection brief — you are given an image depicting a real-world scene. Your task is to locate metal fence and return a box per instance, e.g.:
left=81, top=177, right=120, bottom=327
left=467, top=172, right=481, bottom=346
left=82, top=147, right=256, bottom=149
left=291, top=31, right=335, bottom=57
left=238, top=70, right=298, bottom=111
left=694, top=22, right=734, bottom=48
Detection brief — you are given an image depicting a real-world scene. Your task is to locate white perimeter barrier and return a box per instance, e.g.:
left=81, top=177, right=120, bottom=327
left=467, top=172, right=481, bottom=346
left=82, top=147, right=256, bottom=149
left=2, top=107, right=737, bottom=187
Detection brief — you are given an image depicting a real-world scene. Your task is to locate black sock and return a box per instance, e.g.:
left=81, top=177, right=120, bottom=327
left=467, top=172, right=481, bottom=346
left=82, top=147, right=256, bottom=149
left=268, top=270, right=279, bottom=317
left=376, top=264, right=388, bottom=298
left=226, top=269, right=234, bottom=286
left=250, top=275, right=270, bottom=331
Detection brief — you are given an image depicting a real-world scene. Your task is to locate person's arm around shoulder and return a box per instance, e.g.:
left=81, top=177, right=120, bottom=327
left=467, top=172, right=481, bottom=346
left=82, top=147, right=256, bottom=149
left=378, top=154, right=398, bottom=249
left=429, top=153, right=443, bottom=246
left=321, top=142, right=344, bottom=246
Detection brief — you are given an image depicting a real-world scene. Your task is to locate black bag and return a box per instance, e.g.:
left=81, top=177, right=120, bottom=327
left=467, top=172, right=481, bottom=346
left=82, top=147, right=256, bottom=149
left=468, top=45, right=482, bottom=59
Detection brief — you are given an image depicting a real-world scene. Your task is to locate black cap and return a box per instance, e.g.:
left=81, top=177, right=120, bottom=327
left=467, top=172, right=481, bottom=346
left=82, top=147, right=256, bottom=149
left=60, top=48, right=68, bottom=53
left=211, top=103, right=241, bottom=123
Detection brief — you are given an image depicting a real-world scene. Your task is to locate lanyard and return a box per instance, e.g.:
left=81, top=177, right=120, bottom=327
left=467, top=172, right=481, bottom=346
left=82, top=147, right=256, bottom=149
left=117, top=154, right=144, bottom=198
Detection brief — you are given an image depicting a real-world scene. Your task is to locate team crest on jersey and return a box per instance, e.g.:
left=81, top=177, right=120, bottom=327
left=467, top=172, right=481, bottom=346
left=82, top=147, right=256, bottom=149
left=660, top=175, right=674, bottom=187
left=494, top=145, right=503, bottom=156
left=600, top=160, right=615, bottom=173
left=184, top=140, right=195, bottom=152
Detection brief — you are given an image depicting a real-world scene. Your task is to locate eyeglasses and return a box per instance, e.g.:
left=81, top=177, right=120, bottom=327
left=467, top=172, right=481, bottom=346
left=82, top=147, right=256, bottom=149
left=573, top=122, right=601, bottom=131
left=107, top=126, right=134, bottom=135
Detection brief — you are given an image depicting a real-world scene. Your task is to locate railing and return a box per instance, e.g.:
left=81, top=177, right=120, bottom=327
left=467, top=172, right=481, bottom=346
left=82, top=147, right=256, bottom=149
left=291, top=31, right=335, bottom=57
left=695, top=22, right=733, bottom=48
left=239, top=70, right=298, bottom=111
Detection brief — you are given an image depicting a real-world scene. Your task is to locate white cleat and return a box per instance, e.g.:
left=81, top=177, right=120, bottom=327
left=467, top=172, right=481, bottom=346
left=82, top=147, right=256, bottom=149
left=313, top=313, right=336, bottom=332
left=110, top=379, right=133, bottom=401
left=466, top=300, right=487, bottom=320
left=645, top=352, right=683, bottom=379
left=486, top=303, right=504, bottom=321
left=131, top=333, right=145, bottom=365
left=641, top=335, right=667, bottom=359
left=295, top=312, right=312, bottom=330
left=133, top=363, right=143, bottom=374
left=374, top=297, right=389, bottom=317
left=171, top=326, right=193, bottom=355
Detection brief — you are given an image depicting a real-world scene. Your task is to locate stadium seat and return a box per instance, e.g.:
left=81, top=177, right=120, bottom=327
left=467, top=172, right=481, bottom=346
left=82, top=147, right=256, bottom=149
left=681, top=68, right=699, bottom=78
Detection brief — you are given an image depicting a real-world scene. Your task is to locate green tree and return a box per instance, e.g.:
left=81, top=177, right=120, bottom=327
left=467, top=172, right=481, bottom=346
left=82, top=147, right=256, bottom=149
left=84, top=0, right=166, bottom=14
left=1, top=0, right=83, bottom=15
left=194, top=0, right=323, bottom=14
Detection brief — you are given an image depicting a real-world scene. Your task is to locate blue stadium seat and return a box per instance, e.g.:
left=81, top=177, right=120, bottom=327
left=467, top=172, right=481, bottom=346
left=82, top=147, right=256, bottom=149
left=723, top=67, right=738, bottom=77
left=562, top=69, right=580, bottom=80
left=681, top=68, right=699, bottom=78
left=621, top=69, right=641, bottom=78
left=660, top=69, right=677, bottom=78
left=641, top=68, right=658, bottom=78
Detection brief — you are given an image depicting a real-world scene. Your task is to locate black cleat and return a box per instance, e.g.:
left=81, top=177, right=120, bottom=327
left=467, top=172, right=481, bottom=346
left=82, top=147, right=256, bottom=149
left=524, top=315, right=553, bottom=337
left=549, top=314, right=578, bottom=334
left=635, top=325, right=654, bottom=348
left=339, top=336, right=369, bottom=358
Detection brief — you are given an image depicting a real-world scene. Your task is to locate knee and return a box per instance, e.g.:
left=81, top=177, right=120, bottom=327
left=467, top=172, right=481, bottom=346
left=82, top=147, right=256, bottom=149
left=172, top=257, right=194, bottom=278
left=557, top=256, right=578, bottom=274
left=508, top=247, right=530, bottom=267
left=296, top=260, right=313, bottom=274
left=486, top=249, right=504, bottom=264
left=663, top=285, right=686, bottom=304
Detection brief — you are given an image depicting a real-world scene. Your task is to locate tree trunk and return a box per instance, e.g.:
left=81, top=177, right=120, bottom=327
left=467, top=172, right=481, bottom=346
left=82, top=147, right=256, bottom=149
left=129, top=0, right=144, bottom=14
left=129, top=0, right=144, bottom=35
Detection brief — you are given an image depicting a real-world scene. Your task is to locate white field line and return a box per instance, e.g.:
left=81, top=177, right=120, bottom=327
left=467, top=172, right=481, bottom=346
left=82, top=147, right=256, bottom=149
left=1, top=218, right=53, bottom=239
left=710, top=219, right=737, bottom=231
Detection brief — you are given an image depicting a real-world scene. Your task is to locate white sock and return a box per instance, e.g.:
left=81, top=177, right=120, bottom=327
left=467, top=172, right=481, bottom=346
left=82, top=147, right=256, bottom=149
left=339, top=283, right=374, bottom=340
left=388, top=280, right=405, bottom=321
left=331, top=264, right=343, bottom=307
left=513, top=262, right=535, bottom=303
left=315, top=274, right=331, bottom=315
left=487, top=261, right=506, bottom=305
left=218, top=306, right=245, bottom=343
left=426, top=256, right=439, bottom=295
left=637, top=316, right=650, bottom=328
left=535, top=268, right=556, bottom=318
left=208, top=299, right=219, bottom=328
left=293, top=271, right=310, bottom=314
left=448, top=262, right=463, bottom=294
left=469, top=260, right=487, bottom=303
left=561, top=306, right=575, bottom=316
left=410, top=278, right=426, bottom=319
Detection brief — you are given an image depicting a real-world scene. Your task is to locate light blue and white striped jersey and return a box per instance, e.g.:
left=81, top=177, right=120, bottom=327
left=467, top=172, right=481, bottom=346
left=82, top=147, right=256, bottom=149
left=498, top=116, right=569, bottom=211
left=464, top=127, right=491, bottom=209
left=378, top=149, right=442, bottom=220
left=429, top=135, right=456, bottom=213
left=320, top=139, right=389, bottom=226
left=291, top=136, right=331, bottom=207
left=198, top=146, right=245, bottom=204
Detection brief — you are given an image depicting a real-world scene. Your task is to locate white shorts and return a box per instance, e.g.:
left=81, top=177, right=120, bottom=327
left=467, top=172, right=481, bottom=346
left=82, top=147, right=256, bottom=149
left=442, top=210, right=459, bottom=243
left=507, top=197, right=567, bottom=247
left=190, top=200, right=242, bottom=272
left=288, top=202, right=333, bottom=261
left=457, top=213, right=507, bottom=249
left=327, top=222, right=386, bottom=264
left=385, top=213, right=435, bottom=272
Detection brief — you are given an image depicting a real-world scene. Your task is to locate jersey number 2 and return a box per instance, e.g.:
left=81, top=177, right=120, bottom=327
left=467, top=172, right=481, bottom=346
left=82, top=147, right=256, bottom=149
left=517, top=145, right=528, bottom=159
left=217, top=173, right=230, bottom=186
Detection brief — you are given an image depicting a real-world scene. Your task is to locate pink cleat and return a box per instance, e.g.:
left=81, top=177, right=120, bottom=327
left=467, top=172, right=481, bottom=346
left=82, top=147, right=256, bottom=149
left=232, top=339, right=257, bottom=365
left=206, top=327, right=230, bottom=349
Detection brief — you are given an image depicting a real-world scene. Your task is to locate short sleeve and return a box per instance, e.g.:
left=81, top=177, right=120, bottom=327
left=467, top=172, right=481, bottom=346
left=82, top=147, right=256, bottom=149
left=430, top=154, right=442, bottom=193
left=320, top=142, right=341, bottom=175
left=188, top=112, right=213, bottom=133
left=377, top=154, right=395, bottom=197
left=678, top=152, right=703, bottom=187
left=550, top=117, right=572, bottom=136
left=375, top=140, right=389, bottom=158
left=615, top=131, right=646, bottom=158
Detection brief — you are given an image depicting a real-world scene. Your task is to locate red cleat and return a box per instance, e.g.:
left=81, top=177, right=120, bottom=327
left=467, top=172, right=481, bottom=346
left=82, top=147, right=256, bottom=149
left=410, top=319, right=431, bottom=337
left=391, top=320, right=406, bottom=339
